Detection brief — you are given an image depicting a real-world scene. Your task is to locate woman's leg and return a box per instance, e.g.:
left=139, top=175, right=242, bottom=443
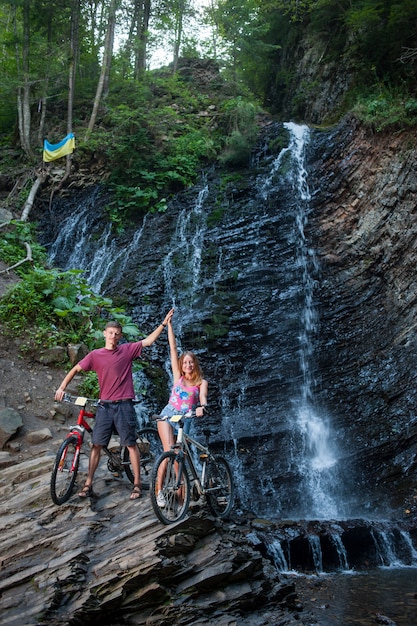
left=156, top=421, right=175, bottom=494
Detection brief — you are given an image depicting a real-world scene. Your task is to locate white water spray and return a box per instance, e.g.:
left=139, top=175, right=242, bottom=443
left=284, top=122, right=339, bottom=518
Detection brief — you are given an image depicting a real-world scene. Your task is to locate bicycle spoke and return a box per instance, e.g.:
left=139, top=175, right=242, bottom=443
left=150, top=451, right=190, bottom=524
left=138, top=428, right=163, bottom=490
left=205, top=455, right=234, bottom=518
left=121, top=427, right=163, bottom=489
left=50, top=436, right=79, bottom=505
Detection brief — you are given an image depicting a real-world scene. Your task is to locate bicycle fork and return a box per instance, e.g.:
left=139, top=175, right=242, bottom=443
left=64, top=428, right=83, bottom=472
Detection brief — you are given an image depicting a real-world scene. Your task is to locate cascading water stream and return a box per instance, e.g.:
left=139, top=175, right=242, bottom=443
left=162, top=182, right=209, bottom=316
left=47, top=187, right=150, bottom=294
left=160, top=182, right=209, bottom=379
left=283, top=122, right=339, bottom=519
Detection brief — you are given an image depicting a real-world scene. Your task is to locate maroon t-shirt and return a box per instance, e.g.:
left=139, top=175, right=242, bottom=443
left=78, top=342, right=143, bottom=401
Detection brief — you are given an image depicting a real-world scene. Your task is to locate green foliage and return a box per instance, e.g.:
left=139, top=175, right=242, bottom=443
left=77, top=72, right=229, bottom=224
left=229, top=0, right=417, bottom=124
left=0, top=263, right=141, bottom=354
left=77, top=371, right=100, bottom=399
left=0, top=222, right=47, bottom=271
left=219, top=130, right=252, bottom=166
left=353, top=88, right=417, bottom=131
left=218, top=97, right=259, bottom=166
left=207, top=206, right=225, bottom=227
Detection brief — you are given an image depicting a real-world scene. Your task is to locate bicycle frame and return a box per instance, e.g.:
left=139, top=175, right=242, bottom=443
left=51, top=395, right=163, bottom=505
left=150, top=412, right=234, bottom=524
left=63, top=398, right=95, bottom=471
left=173, top=422, right=209, bottom=494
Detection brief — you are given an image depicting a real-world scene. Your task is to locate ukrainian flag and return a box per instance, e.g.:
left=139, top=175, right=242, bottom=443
left=43, top=133, right=75, bottom=162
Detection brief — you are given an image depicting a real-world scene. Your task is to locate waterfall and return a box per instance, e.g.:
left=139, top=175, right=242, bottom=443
left=330, top=533, right=349, bottom=570
left=283, top=122, right=339, bottom=519
left=47, top=187, right=151, bottom=294
left=162, top=182, right=209, bottom=323
left=40, top=122, right=345, bottom=520
left=307, top=534, right=323, bottom=572
left=266, top=538, right=289, bottom=571
left=159, top=182, right=209, bottom=383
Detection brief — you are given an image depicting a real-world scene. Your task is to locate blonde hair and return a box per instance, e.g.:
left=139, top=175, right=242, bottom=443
left=179, top=351, right=204, bottom=386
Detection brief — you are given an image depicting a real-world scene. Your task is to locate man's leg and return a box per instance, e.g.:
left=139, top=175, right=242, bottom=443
left=115, top=402, right=141, bottom=499
left=127, top=444, right=141, bottom=488
left=79, top=444, right=102, bottom=497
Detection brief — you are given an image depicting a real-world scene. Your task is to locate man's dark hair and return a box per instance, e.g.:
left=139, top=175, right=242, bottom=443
left=105, top=320, right=123, bottom=332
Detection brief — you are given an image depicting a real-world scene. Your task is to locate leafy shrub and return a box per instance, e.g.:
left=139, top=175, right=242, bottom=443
left=353, top=88, right=417, bottom=131
left=77, top=371, right=100, bottom=399
left=0, top=266, right=140, bottom=353
left=218, top=97, right=259, bottom=165
left=219, top=130, right=253, bottom=166
left=0, top=221, right=47, bottom=272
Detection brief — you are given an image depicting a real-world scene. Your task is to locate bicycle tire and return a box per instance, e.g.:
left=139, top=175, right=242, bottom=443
left=122, top=427, right=163, bottom=490
left=150, top=450, right=190, bottom=524
left=50, top=435, right=80, bottom=505
left=205, top=455, right=234, bottom=518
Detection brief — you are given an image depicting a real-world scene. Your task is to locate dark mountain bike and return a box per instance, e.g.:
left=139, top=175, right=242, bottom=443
left=50, top=394, right=162, bottom=505
left=150, top=411, right=234, bottom=524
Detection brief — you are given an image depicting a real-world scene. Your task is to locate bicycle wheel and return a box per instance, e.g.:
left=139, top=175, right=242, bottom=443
left=50, top=436, right=80, bottom=505
left=150, top=451, right=190, bottom=524
left=122, top=427, right=163, bottom=489
left=205, top=455, right=234, bottom=518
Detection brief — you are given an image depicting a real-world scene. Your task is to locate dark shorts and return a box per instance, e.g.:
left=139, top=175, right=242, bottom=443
left=92, top=400, right=137, bottom=447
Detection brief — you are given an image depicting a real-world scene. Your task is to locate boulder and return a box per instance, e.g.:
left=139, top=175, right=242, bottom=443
left=38, top=346, right=67, bottom=364
left=67, top=343, right=89, bottom=365
left=0, top=407, right=23, bottom=449
left=25, top=428, right=53, bottom=444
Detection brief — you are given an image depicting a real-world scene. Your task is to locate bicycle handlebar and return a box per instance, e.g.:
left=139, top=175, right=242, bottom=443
left=151, top=410, right=197, bottom=422
left=61, top=393, right=143, bottom=407
left=63, top=393, right=98, bottom=407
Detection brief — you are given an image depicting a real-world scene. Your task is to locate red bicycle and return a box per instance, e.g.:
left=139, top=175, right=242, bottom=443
left=50, top=393, right=162, bottom=505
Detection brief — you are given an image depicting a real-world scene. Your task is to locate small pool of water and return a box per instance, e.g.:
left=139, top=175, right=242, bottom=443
left=287, top=567, right=417, bottom=625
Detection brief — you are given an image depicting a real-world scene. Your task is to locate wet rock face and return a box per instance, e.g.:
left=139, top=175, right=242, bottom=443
left=308, top=117, right=417, bottom=511
left=32, top=118, right=417, bottom=519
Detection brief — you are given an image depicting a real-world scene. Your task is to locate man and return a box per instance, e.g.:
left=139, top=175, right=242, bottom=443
left=55, top=308, right=174, bottom=500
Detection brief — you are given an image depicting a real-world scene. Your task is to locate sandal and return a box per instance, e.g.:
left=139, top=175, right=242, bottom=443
left=78, top=484, right=93, bottom=498
left=130, top=485, right=142, bottom=500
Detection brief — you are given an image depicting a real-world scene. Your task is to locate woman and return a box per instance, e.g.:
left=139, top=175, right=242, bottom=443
left=156, top=314, right=208, bottom=506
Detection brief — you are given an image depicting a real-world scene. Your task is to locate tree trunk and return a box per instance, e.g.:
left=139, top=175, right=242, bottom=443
left=134, top=0, right=151, bottom=78
left=37, top=2, right=54, bottom=144
left=66, top=0, right=80, bottom=179
left=21, top=173, right=46, bottom=222
left=172, top=0, right=186, bottom=74
left=85, top=0, right=118, bottom=139
left=16, top=0, right=35, bottom=160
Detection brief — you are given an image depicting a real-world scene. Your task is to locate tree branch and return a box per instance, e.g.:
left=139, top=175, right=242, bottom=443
left=0, top=242, right=33, bottom=274
left=21, top=173, right=46, bottom=221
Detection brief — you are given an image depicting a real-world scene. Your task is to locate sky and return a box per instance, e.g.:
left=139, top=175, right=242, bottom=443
left=135, top=0, right=213, bottom=70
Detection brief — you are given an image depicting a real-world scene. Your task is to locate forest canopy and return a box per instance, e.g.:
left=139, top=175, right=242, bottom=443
left=0, top=0, right=416, bottom=189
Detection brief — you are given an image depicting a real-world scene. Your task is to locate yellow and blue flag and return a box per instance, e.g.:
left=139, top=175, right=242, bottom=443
left=43, top=133, right=75, bottom=162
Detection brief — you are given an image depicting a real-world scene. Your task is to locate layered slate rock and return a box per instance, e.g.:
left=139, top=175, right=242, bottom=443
left=0, top=452, right=310, bottom=626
